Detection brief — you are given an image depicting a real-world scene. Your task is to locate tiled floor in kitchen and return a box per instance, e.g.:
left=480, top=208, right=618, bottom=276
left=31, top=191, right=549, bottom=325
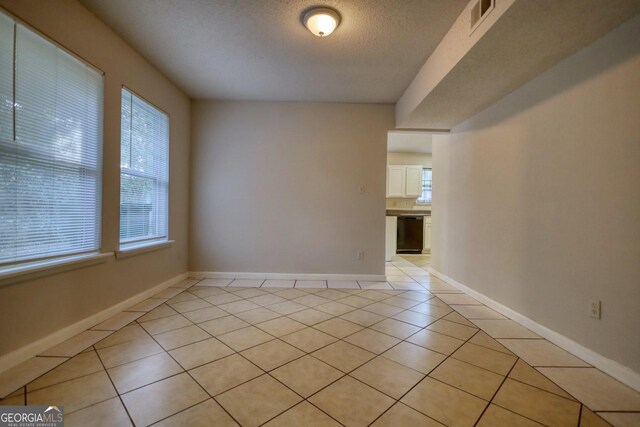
left=1, top=255, right=639, bottom=426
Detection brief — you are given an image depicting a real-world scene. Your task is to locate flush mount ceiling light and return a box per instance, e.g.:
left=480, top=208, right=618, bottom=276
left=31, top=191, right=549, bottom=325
left=303, top=7, right=341, bottom=37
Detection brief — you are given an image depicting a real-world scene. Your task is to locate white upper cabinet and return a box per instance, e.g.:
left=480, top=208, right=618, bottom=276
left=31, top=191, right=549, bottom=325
left=387, top=165, right=423, bottom=198
left=386, top=165, right=406, bottom=197
left=405, top=165, right=423, bottom=197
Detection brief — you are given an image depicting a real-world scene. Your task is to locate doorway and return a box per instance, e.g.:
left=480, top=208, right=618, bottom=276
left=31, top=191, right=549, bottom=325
left=384, top=130, right=435, bottom=265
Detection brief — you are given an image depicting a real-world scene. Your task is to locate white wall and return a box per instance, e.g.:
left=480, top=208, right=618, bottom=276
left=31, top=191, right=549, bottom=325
left=190, top=100, right=394, bottom=276
left=432, top=15, right=640, bottom=374
left=0, top=0, right=190, bottom=361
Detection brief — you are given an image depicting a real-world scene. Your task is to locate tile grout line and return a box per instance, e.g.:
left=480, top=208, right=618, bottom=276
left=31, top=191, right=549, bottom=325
left=366, top=313, right=485, bottom=426
left=576, top=403, right=583, bottom=427
left=20, top=316, right=165, bottom=395
left=31, top=355, right=73, bottom=359
left=244, top=278, right=592, bottom=424
left=501, top=374, right=579, bottom=403
left=147, top=399, right=219, bottom=426
left=417, top=269, right=603, bottom=408
left=187, top=292, right=421, bottom=426
left=10, top=265, right=636, bottom=424
left=26, top=355, right=113, bottom=394
left=255, top=342, right=373, bottom=427
left=9, top=284, right=310, bottom=400
left=92, top=344, right=137, bottom=426
left=257, top=370, right=344, bottom=426
left=488, top=387, right=577, bottom=427
left=471, top=354, right=519, bottom=427
left=401, top=256, right=587, bottom=426
left=119, top=282, right=475, bottom=422
left=202, top=329, right=347, bottom=426
left=138, top=320, right=241, bottom=427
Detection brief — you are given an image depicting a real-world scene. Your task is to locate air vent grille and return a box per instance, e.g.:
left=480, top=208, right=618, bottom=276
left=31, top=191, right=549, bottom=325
left=471, top=0, right=495, bottom=33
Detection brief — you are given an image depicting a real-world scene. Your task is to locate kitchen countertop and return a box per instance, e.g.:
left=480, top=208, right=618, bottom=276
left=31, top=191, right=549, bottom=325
left=386, top=209, right=431, bottom=216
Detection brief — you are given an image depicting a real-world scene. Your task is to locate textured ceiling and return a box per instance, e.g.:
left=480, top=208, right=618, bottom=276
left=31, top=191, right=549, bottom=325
left=396, top=0, right=640, bottom=128
left=387, top=131, right=432, bottom=153
left=80, top=0, right=467, bottom=102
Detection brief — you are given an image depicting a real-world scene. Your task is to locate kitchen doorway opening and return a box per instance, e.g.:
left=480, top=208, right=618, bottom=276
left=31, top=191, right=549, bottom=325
left=384, top=130, right=441, bottom=266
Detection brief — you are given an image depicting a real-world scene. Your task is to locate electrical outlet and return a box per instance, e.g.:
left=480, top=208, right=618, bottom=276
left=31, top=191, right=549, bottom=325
left=589, top=300, right=601, bottom=319
left=356, top=250, right=365, bottom=260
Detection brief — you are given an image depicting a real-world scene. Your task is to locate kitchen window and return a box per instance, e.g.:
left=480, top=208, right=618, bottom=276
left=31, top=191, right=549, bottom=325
left=417, top=168, right=432, bottom=204
left=0, top=12, right=104, bottom=266
left=119, top=88, right=169, bottom=247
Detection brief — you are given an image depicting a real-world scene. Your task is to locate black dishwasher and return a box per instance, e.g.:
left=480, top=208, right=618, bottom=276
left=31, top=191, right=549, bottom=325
left=397, top=216, right=424, bottom=253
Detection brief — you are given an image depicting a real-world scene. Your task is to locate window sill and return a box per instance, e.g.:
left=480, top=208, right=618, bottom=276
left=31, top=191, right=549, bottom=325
left=116, top=240, right=174, bottom=259
left=0, top=252, right=112, bottom=288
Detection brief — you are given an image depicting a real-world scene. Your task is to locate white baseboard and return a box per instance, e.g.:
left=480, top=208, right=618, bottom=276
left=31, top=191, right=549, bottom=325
left=0, top=272, right=187, bottom=375
left=189, top=271, right=387, bottom=282
left=428, top=267, right=640, bottom=392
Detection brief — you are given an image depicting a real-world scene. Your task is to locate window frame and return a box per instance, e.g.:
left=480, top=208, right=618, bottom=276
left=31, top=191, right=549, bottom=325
left=118, top=86, right=170, bottom=249
left=0, top=9, right=105, bottom=270
left=417, top=167, right=432, bottom=205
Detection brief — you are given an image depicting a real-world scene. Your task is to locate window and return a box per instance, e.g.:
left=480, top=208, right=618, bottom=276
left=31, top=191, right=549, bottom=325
left=0, top=12, right=103, bottom=265
left=417, top=168, right=432, bottom=204
left=119, top=89, right=169, bottom=246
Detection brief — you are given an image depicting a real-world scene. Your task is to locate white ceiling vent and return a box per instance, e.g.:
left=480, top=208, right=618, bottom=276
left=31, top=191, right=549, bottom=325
left=470, top=0, right=495, bottom=33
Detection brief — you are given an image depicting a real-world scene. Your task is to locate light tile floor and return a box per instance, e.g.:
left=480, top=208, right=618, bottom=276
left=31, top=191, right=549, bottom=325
left=1, top=255, right=639, bottom=426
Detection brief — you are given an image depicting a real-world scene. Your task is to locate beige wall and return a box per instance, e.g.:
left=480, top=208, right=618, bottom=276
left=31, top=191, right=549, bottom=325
left=0, top=0, right=190, bottom=359
left=190, top=100, right=394, bottom=275
left=386, top=152, right=432, bottom=210
left=432, top=15, right=640, bottom=373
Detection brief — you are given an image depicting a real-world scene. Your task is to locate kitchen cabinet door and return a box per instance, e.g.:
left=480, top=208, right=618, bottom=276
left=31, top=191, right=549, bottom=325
left=405, top=165, right=423, bottom=197
left=387, top=166, right=405, bottom=197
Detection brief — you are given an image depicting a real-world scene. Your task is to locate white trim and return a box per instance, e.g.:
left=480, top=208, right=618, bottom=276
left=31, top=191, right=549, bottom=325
left=0, top=252, right=112, bottom=287
left=428, top=267, right=640, bottom=392
left=116, top=240, right=174, bottom=259
left=189, top=271, right=387, bottom=282
left=0, top=272, right=187, bottom=376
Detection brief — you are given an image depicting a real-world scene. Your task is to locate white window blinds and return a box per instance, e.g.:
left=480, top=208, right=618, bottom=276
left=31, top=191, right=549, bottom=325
left=120, top=89, right=169, bottom=245
left=418, top=168, right=433, bottom=204
left=0, top=13, right=104, bottom=265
